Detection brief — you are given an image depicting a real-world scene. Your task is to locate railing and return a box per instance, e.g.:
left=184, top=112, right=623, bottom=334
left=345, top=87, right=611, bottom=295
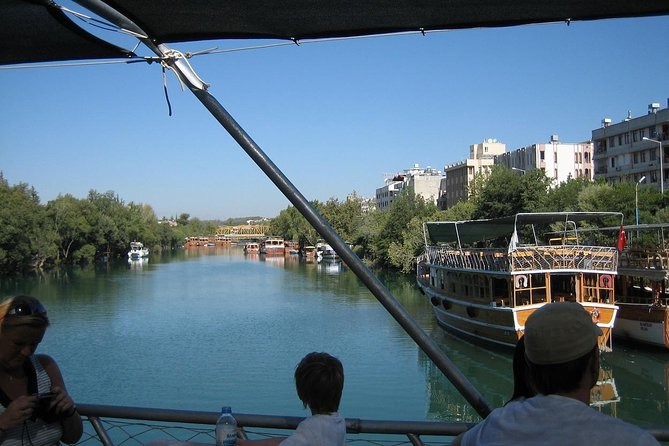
left=424, top=246, right=618, bottom=273
left=75, top=404, right=471, bottom=446
left=618, top=249, right=669, bottom=272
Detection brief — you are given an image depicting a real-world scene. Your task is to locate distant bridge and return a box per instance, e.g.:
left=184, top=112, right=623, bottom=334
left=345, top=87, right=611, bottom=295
left=215, top=225, right=269, bottom=240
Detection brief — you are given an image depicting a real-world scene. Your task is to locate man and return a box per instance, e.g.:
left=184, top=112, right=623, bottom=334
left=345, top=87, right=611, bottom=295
left=454, top=301, right=659, bottom=446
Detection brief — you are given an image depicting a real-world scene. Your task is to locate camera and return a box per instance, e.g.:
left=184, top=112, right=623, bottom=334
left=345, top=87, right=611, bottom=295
left=32, top=392, right=58, bottom=422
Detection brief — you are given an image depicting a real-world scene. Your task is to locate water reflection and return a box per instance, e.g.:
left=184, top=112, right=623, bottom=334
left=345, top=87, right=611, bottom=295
left=421, top=328, right=623, bottom=423
left=127, top=258, right=148, bottom=270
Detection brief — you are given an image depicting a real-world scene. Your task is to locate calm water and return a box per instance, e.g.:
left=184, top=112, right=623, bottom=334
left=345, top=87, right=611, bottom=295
left=0, top=247, right=668, bottom=428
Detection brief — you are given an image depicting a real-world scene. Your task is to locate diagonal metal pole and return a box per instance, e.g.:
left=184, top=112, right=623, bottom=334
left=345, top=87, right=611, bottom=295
left=189, top=86, right=492, bottom=418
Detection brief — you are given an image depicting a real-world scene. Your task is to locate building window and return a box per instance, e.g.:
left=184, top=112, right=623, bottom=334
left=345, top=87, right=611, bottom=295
left=624, top=133, right=630, bottom=144
left=633, top=130, right=639, bottom=142
left=611, top=158, right=615, bottom=168
left=651, top=150, right=657, bottom=161
left=609, top=137, right=615, bottom=148
left=618, top=135, right=623, bottom=145
left=584, top=152, right=590, bottom=162
left=640, top=128, right=646, bottom=138
left=641, top=152, right=646, bottom=162
left=650, top=126, right=657, bottom=138
left=634, top=152, right=639, bottom=164
left=540, top=151, right=545, bottom=160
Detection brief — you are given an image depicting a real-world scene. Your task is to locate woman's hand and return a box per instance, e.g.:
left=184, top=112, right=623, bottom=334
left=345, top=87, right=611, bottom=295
left=0, top=394, right=38, bottom=429
left=47, top=386, right=76, bottom=417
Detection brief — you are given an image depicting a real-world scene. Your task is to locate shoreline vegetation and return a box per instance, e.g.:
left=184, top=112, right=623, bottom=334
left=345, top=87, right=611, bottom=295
left=1, top=167, right=667, bottom=275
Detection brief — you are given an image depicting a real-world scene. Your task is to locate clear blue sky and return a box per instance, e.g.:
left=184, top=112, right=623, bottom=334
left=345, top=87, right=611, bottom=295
left=1, top=13, right=668, bottom=220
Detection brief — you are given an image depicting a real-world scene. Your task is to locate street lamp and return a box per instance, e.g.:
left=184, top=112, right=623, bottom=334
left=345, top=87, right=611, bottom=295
left=636, top=175, right=646, bottom=226
left=643, top=137, right=663, bottom=193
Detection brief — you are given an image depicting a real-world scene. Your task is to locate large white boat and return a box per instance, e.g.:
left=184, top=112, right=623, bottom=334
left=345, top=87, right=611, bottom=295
left=128, top=241, right=149, bottom=260
left=416, top=212, right=622, bottom=350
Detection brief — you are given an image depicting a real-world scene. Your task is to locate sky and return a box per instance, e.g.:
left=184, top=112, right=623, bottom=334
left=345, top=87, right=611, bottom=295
left=1, top=10, right=668, bottom=220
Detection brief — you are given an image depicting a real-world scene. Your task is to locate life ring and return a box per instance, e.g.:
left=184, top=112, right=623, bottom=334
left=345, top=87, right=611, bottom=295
left=591, top=308, right=601, bottom=324
left=515, top=274, right=528, bottom=289
left=599, top=274, right=612, bottom=288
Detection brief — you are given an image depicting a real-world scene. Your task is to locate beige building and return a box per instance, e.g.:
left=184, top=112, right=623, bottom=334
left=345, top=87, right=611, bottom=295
left=592, top=102, right=669, bottom=191
left=375, top=164, right=444, bottom=211
left=495, top=135, right=593, bottom=184
left=444, top=139, right=506, bottom=208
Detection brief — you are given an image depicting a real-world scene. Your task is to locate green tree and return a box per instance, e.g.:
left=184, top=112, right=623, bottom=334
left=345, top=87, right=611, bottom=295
left=0, top=177, right=47, bottom=272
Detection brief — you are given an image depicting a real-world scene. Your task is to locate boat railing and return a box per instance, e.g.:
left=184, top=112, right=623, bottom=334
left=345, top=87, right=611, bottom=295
left=619, top=249, right=669, bottom=272
left=75, top=403, right=472, bottom=446
left=424, top=246, right=618, bottom=273
left=512, top=246, right=618, bottom=273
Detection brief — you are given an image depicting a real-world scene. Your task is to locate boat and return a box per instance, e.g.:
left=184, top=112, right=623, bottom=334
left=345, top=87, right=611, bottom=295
left=612, top=224, right=669, bottom=349
left=260, top=237, right=285, bottom=256
left=284, top=240, right=300, bottom=256
left=127, top=241, right=149, bottom=260
left=184, top=236, right=211, bottom=247
left=302, top=245, right=317, bottom=261
left=416, top=212, right=622, bottom=350
left=316, top=242, right=339, bottom=262
left=6, top=0, right=669, bottom=441
left=243, top=242, right=260, bottom=254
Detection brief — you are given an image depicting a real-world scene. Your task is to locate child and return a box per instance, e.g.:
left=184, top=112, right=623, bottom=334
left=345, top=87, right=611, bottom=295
left=238, top=352, right=345, bottom=446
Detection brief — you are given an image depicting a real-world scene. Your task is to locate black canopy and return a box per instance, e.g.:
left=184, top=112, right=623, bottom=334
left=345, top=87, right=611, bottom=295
left=3, top=0, right=669, bottom=65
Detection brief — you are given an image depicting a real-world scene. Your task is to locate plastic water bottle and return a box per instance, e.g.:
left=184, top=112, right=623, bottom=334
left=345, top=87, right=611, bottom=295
left=215, top=406, right=237, bottom=446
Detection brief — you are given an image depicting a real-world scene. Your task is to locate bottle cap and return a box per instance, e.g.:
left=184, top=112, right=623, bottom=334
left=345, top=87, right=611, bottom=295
left=221, top=406, right=232, bottom=413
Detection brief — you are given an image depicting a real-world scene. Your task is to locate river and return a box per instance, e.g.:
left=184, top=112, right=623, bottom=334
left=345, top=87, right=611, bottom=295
left=0, top=246, right=667, bottom=429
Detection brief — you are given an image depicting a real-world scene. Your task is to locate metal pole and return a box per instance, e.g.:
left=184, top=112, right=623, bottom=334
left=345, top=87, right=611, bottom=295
left=189, top=86, right=492, bottom=418
left=658, top=141, right=664, bottom=195
left=636, top=183, right=640, bottom=226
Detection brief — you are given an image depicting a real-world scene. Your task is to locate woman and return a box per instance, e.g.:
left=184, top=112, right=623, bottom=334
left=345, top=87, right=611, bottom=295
left=0, top=295, right=82, bottom=446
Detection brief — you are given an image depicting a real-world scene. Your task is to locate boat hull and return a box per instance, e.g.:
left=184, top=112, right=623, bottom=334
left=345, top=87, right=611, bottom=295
left=417, top=273, right=618, bottom=351
left=614, top=304, right=669, bottom=348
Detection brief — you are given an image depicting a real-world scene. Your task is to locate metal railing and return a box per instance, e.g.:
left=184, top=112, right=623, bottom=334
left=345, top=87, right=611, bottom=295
left=424, top=246, right=618, bottom=274
left=76, top=404, right=472, bottom=446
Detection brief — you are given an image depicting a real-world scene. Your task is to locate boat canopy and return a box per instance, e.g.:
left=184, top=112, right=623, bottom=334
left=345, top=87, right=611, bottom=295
left=3, top=0, right=669, bottom=65
left=424, top=212, right=624, bottom=245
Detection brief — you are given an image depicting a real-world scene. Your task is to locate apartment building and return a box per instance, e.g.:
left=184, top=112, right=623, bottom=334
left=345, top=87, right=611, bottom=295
left=443, top=139, right=506, bottom=208
left=375, top=164, right=444, bottom=211
left=495, top=135, right=594, bottom=184
left=592, top=102, right=669, bottom=191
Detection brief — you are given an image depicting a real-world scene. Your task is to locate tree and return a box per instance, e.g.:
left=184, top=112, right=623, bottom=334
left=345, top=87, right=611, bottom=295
left=0, top=177, right=47, bottom=272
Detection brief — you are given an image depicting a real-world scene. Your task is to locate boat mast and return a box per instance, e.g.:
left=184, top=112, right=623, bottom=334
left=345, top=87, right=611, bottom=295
left=73, top=0, right=492, bottom=418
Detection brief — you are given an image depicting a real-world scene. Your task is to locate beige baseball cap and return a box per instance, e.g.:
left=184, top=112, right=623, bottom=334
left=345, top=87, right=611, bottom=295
left=524, top=302, right=602, bottom=365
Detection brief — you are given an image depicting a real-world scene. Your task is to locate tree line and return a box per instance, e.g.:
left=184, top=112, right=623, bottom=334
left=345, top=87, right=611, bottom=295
left=2, top=167, right=667, bottom=275
left=270, top=166, right=669, bottom=273
left=0, top=174, right=263, bottom=274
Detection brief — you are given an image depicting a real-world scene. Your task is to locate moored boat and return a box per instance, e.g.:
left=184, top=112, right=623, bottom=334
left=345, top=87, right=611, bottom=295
left=416, top=212, right=622, bottom=350
left=260, top=237, right=285, bottom=256
left=612, top=224, right=669, bottom=349
left=244, top=242, right=260, bottom=254
left=127, top=241, right=149, bottom=260
left=302, top=245, right=317, bottom=261
left=316, top=242, right=339, bottom=261
left=284, top=240, right=300, bottom=255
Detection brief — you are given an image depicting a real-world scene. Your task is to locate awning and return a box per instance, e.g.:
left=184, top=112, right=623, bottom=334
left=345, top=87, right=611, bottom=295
left=3, top=0, right=669, bottom=65
left=424, top=212, right=624, bottom=245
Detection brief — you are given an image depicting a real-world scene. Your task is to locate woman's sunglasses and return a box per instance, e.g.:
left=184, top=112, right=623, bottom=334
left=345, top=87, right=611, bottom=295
left=7, top=302, right=47, bottom=316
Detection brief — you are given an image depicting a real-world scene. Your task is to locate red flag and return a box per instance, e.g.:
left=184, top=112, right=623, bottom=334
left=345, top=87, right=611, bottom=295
left=617, top=225, right=627, bottom=252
